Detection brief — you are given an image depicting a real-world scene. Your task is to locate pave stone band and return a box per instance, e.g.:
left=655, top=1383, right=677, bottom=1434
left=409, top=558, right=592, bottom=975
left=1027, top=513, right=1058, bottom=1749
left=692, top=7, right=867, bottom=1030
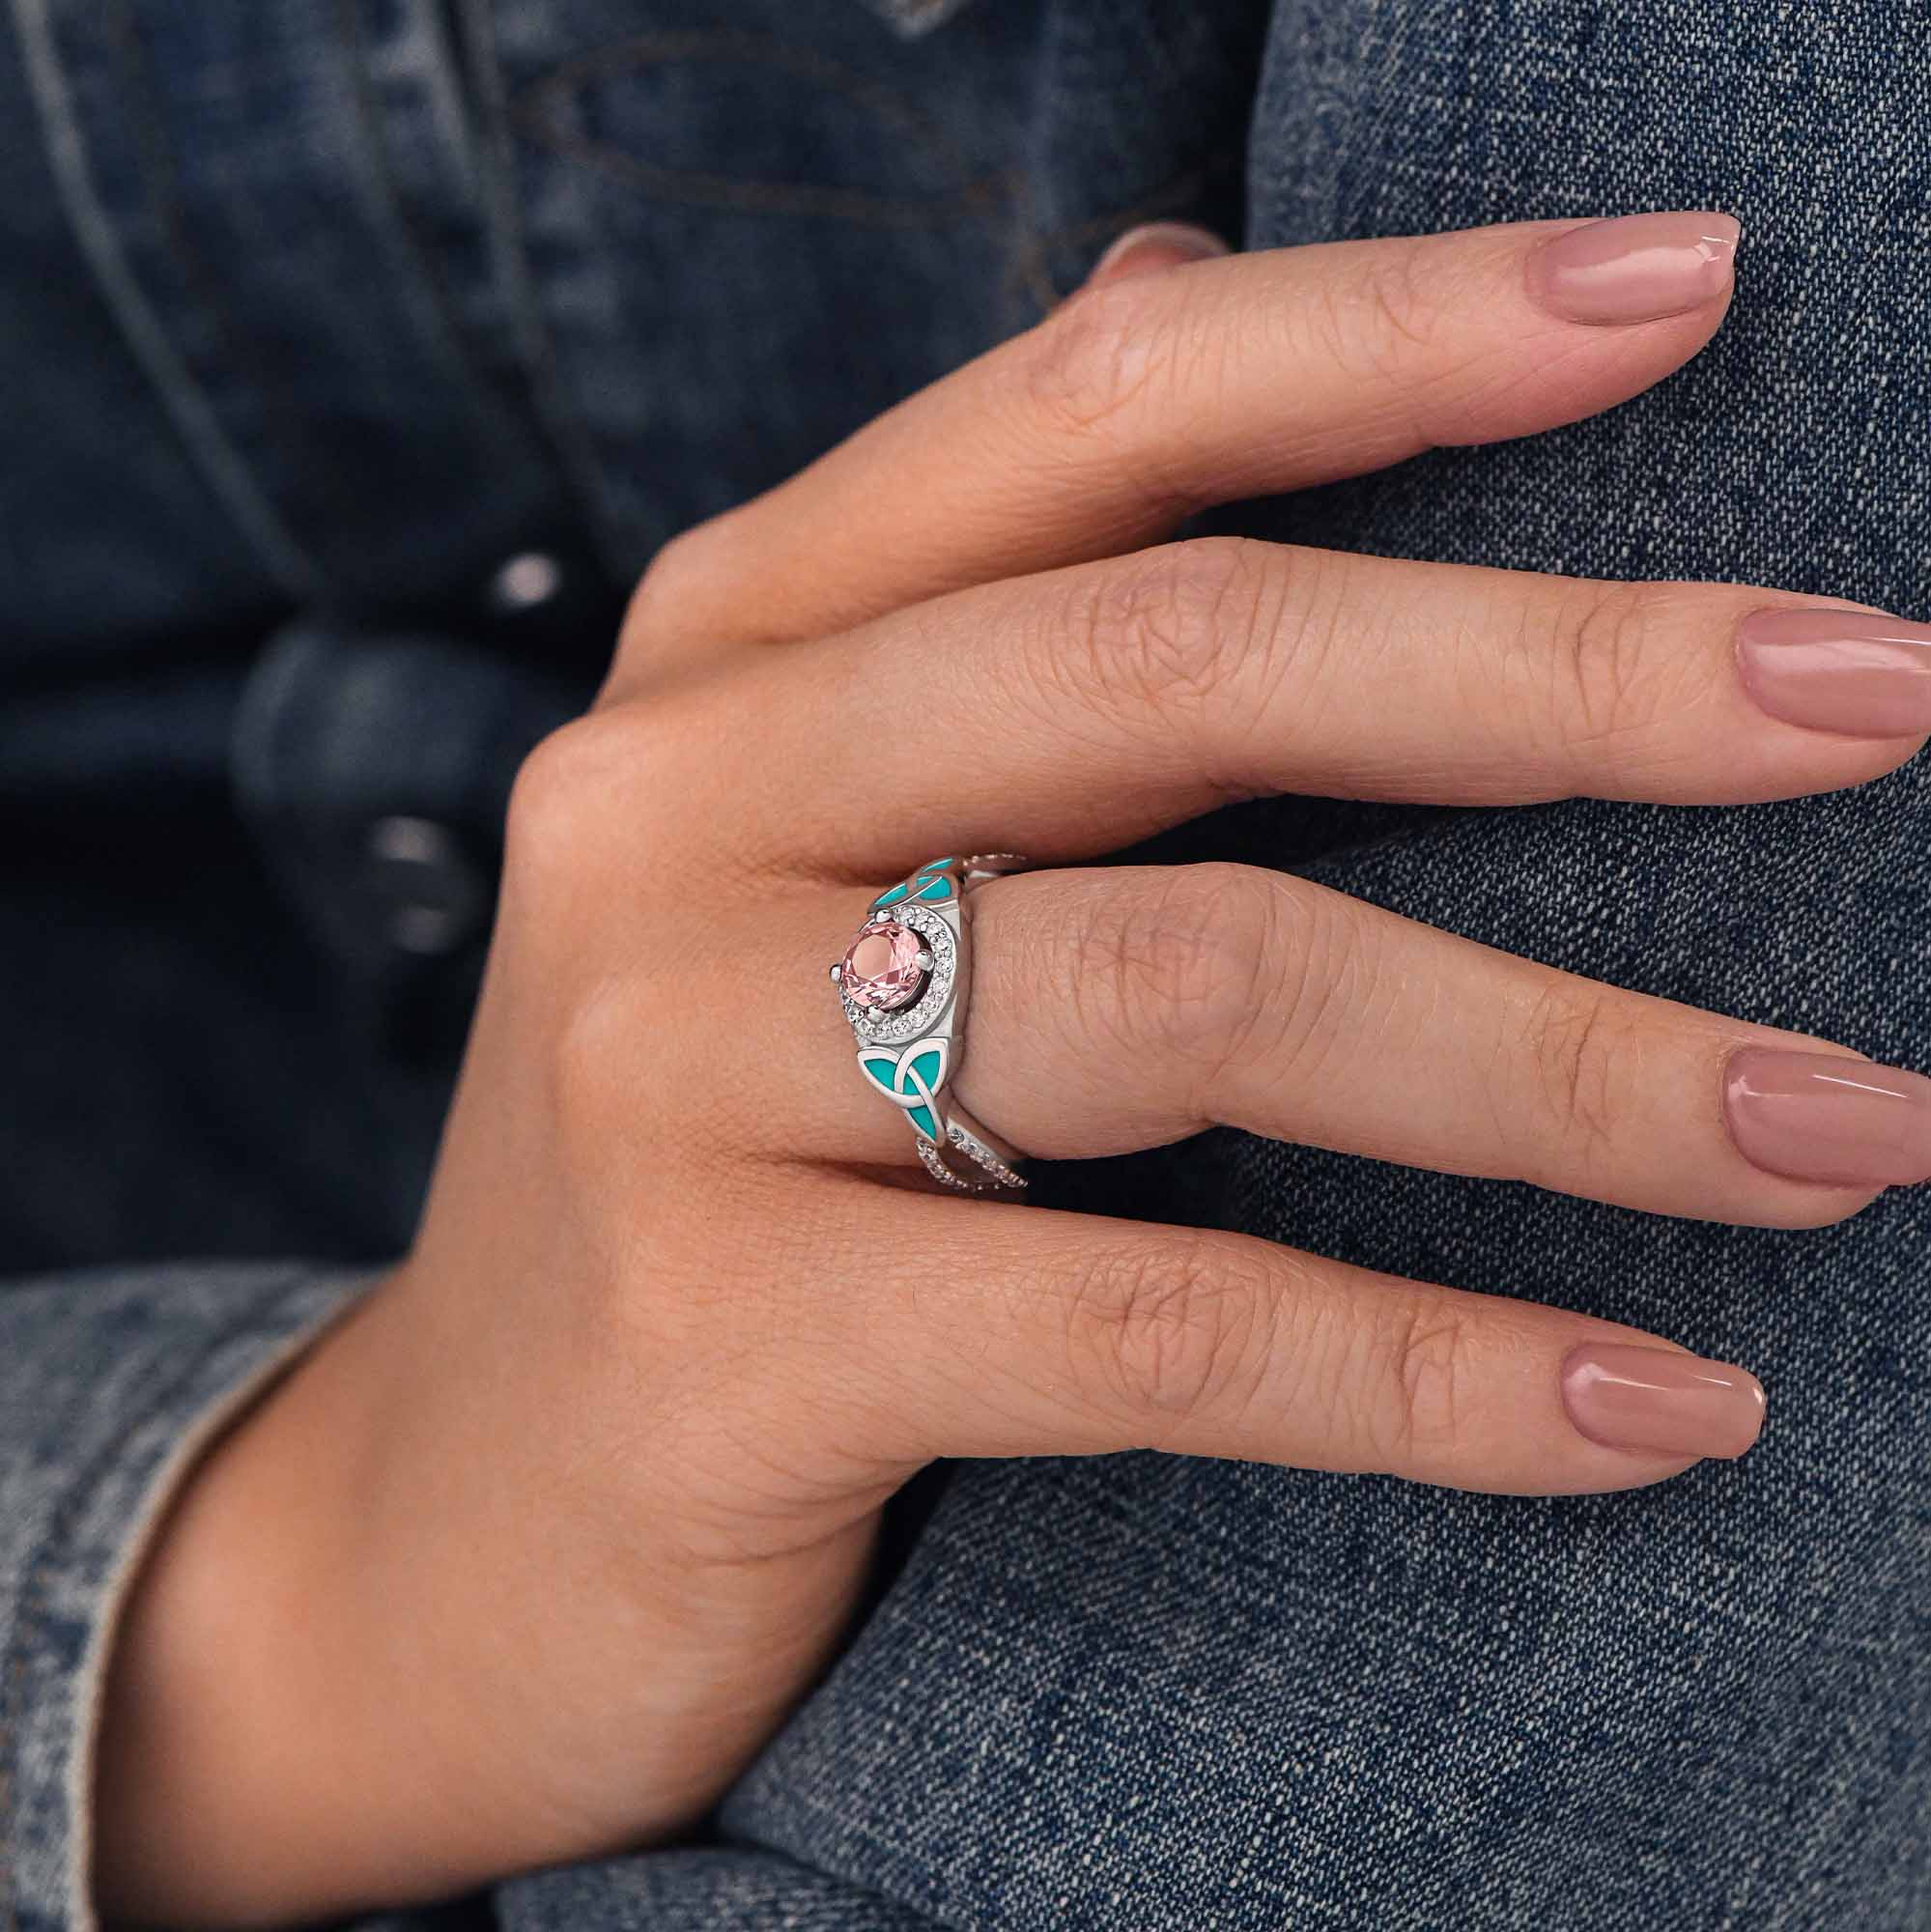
left=830, top=855, right=1031, bottom=1193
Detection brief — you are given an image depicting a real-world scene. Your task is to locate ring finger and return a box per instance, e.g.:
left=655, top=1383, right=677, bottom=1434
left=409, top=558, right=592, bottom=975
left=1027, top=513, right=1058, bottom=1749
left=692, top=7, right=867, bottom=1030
left=778, top=863, right=1931, bottom=1229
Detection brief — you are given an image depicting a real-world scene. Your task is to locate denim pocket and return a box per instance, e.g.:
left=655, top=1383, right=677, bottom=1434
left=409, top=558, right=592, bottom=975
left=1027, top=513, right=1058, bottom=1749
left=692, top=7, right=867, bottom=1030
left=511, top=27, right=1012, bottom=226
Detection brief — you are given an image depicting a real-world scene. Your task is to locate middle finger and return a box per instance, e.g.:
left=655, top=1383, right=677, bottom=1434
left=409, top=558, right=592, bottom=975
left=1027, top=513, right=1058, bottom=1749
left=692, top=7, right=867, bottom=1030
left=727, top=537, right=1929, bottom=871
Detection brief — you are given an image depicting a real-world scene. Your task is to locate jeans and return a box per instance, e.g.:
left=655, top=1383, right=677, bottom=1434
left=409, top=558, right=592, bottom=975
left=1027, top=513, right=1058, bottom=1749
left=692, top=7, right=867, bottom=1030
left=2, top=1, right=1926, bottom=1926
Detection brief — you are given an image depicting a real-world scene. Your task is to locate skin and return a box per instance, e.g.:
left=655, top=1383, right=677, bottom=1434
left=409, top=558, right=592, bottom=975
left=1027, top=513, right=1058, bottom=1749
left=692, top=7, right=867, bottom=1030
left=91, top=218, right=1925, bottom=1928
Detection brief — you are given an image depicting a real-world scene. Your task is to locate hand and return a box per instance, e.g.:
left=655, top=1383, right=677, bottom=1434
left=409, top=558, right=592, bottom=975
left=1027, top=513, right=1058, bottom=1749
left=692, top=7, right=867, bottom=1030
left=97, top=213, right=1931, bottom=1926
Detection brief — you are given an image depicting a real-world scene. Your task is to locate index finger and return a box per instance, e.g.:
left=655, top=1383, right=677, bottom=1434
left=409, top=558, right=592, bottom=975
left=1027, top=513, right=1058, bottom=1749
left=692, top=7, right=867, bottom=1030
left=624, top=212, right=1740, bottom=666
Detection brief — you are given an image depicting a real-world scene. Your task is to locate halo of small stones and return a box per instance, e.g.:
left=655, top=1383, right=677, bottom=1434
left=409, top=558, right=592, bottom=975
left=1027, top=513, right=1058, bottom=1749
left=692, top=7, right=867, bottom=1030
left=840, top=902, right=956, bottom=1042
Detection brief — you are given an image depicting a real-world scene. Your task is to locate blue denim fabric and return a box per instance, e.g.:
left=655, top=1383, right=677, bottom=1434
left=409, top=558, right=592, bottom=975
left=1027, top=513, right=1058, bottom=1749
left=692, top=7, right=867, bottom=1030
left=0, top=0, right=1258, bottom=1273
left=3, top=0, right=1929, bottom=1927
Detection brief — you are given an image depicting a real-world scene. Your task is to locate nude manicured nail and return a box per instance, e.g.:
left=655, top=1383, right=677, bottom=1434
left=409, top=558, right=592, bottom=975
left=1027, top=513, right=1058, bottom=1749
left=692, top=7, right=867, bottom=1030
left=1529, top=211, right=1741, bottom=325
left=1738, top=609, right=1931, bottom=737
left=1725, top=1049, right=1931, bottom=1186
left=1562, top=1344, right=1766, bottom=1460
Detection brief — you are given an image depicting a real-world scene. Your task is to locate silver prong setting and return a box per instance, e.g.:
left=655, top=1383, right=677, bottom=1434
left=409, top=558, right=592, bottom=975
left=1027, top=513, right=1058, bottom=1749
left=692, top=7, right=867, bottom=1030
left=838, top=902, right=956, bottom=1042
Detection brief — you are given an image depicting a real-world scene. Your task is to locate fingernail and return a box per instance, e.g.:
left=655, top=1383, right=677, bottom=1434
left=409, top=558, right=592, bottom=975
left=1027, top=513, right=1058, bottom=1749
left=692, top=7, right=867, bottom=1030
left=1529, top=211, right=1741, bottom=325
left=1738, top=608, right=1931, bottom=738
left=1087, top=221, right=1231, bottom=284
left=1725, top=1048, right=1931, bottom=1186
left=1562, top=1344, right=1766, bottom=1460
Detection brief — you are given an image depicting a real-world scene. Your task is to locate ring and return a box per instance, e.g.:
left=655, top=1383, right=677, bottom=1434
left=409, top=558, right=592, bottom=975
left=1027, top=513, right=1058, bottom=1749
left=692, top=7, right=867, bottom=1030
left=830, top=855, right=1032, bottom=1194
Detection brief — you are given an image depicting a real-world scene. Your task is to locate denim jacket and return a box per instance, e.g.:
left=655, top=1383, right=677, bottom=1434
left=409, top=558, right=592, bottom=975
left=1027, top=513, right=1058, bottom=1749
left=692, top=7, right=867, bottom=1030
left=4, top=1, right=1929, bottom=1926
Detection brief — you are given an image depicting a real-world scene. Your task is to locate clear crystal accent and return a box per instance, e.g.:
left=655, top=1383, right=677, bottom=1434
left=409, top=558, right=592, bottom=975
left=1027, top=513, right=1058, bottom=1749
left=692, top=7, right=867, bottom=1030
left=949, top=1125, right=1027, bottom=1190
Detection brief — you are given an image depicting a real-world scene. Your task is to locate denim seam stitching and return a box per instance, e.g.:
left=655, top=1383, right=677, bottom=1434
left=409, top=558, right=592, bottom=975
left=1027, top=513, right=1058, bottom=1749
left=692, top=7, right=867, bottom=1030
left=451, top=0, right=629, bottom=580
left=100, top=2, right=332, bottom=583
left=6, top=0, right=322, bottom=599
left=328, top=0, right=552, bottom=477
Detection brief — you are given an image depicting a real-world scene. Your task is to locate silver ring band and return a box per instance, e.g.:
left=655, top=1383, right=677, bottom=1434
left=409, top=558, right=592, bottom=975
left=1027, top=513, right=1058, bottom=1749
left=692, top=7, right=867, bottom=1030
left=830, top=855, right=1031, bottom=1193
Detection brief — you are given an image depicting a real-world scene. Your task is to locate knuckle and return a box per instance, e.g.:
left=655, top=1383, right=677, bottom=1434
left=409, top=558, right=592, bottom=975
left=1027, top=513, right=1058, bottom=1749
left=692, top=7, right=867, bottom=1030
left=550, top=970, right=737, bottom=1208
left=1063, top=1233, right=1271, bottom=1426
left=1070, top=537, right=1278, bottom=726
left=1357, top=241, right=1445, bottom=357
left=552, top=971, right=648, bottom=1160
left=1318, top=239, right=1448, bottom=391
left=1244, top=884, right=1379, bottom=1089
left=1548, top=581, right=1687, bottom=763
left=505, top=701, right=727, bottom=902
left=1022, top=277, right=1178, bottom=446
left=503, top=713, right=630, bottom=889
left=1518, top=981, right=1638, bottom=1180
left=1359, top=1291, right=1475, bottom=1464
left=617, top=519, right=735, bottom=658
left=1085, top=863, right=1279, bottom=1086
left=627, top=522, right=708, bottom=615
left=546, top=897, right=777, bottom=1178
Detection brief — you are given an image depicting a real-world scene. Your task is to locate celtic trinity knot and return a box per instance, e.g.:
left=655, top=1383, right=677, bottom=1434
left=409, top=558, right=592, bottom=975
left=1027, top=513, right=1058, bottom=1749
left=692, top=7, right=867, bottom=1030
left=856, top=1037, right=951, bottom=1144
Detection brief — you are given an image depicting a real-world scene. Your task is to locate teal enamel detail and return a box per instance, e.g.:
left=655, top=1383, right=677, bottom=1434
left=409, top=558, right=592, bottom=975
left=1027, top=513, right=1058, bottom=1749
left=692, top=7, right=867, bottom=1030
left=909, top=1104, right=938, bottom=1139
left=877, top=858, right=957, bottom=908
left=861, top=1057, right=897, bottom=1092
left=907, top=1047, right=943, bottom=1090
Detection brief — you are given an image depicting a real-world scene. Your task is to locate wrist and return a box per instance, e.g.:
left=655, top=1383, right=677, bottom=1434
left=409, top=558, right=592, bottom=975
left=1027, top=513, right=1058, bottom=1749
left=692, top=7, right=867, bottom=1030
left=92, top=1277, right=438, bottom=1928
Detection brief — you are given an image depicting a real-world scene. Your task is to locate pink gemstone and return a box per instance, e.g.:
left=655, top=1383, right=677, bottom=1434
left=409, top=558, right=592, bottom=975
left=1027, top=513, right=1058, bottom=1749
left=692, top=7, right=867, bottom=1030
left=840, top=921, right=927, bottom=1011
